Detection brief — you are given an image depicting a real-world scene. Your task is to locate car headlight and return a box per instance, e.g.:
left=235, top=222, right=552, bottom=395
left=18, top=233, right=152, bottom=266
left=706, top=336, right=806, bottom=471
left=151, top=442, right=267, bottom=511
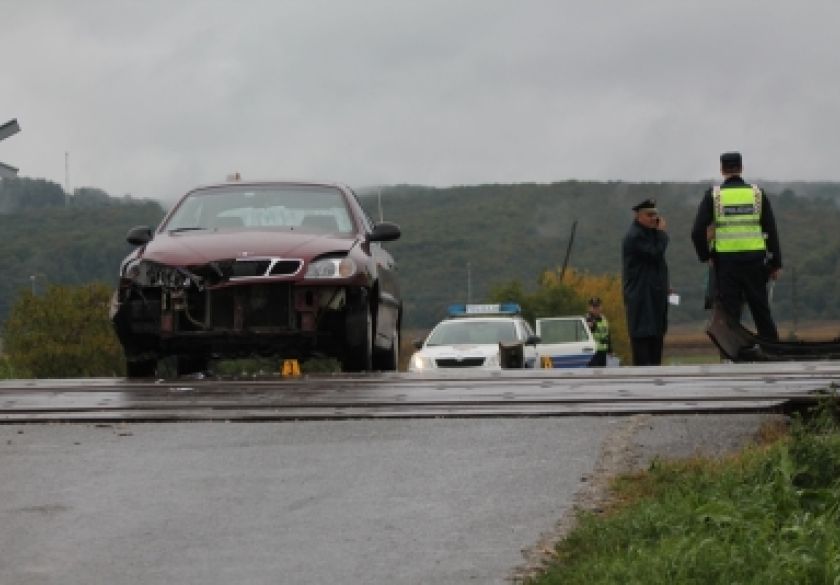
left=409, top=353, right=433, bottom=371
left=305, top=257, right=357, bottom=279
left=122, top=259, right=192, bottom=288
left=484, top=352, right=500, bottom=367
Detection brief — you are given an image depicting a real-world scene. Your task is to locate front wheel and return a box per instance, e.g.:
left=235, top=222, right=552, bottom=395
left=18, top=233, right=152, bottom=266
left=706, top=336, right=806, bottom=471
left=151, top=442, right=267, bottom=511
left=342, top=291, right=373, bottom=372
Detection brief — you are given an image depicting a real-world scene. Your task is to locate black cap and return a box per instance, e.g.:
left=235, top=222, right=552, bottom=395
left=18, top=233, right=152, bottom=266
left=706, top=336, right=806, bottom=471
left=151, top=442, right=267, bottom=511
left=632, top=198, right=657, bottom=212
left=588, top=296, right=602, bottom=307
left=720, top=151, right=742, bottom=170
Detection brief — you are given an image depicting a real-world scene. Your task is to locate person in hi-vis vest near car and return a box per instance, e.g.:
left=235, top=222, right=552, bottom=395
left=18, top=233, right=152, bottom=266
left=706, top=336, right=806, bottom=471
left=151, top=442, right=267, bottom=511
left=691, top=151, right=782, bottom=340
left=585, top=296, right=612, bottom=367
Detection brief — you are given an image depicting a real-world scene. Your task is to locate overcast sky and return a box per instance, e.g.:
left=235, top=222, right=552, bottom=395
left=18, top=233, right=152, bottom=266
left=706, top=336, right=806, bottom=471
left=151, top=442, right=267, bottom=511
left=3, top=0, right=840, bottom=203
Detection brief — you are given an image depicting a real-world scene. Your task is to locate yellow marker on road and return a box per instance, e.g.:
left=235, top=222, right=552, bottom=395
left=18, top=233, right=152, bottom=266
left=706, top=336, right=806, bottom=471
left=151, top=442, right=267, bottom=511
left=540, top=356, right=553, bottom=369
left=281, top=359, right=301, bottom=377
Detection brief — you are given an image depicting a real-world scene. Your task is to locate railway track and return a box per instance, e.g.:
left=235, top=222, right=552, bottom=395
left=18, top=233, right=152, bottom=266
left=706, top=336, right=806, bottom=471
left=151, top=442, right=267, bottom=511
left=1, top=362, right=837, bottom=423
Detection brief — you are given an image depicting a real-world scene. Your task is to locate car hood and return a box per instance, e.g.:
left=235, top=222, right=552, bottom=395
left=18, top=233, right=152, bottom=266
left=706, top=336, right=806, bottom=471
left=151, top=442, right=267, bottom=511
left=139, top=230, right=357, bottom=266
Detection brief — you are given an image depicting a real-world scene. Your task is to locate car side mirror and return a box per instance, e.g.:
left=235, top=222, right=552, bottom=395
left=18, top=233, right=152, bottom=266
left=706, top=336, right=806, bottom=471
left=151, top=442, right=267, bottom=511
left=526, top=335, right=541, bottom=345
left=412, top=338, right=424, bottom=349
left=126, top=225, right=153, bottom=246
left=368, top=221, right=401, bottom=242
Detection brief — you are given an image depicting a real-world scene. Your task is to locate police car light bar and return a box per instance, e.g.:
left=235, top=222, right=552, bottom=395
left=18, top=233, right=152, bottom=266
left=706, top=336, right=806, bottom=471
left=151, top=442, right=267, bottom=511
left=448, top=302, right=521, bottom=317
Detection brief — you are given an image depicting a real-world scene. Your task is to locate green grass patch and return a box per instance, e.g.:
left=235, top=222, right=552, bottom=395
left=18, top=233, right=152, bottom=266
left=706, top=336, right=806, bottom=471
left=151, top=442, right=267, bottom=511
left=211, top=356, right=341, bottom=377
left=530, top=399, right=840, bottom=584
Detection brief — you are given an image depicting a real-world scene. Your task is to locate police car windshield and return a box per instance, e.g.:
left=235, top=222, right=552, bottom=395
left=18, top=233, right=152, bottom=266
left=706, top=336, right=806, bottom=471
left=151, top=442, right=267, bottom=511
left=426, top=320, right=518, bottom=346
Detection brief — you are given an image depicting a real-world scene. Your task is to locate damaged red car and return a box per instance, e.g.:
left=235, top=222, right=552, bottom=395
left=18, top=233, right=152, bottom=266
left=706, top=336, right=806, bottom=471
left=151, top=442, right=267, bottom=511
left=110, top=180, right=401, bottom=377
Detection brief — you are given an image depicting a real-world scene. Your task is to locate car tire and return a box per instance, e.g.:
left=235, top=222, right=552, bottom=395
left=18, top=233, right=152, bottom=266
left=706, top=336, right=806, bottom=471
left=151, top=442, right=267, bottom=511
left=342, top=291, right=373, bottom=372
left=125, top=359, right=156, bottom=378
left=373, top=321, right=399, bottom=371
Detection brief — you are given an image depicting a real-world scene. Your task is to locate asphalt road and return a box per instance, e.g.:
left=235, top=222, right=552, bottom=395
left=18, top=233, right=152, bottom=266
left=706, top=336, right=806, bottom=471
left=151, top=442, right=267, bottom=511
left=1, top=417, right=627, bottom=585
left=0, top=364, right=801, bottom=585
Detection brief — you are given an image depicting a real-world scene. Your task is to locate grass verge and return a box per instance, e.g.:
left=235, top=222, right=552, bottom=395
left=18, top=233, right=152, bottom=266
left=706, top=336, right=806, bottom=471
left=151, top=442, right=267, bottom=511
left=529, top=399, right=840, bottom=584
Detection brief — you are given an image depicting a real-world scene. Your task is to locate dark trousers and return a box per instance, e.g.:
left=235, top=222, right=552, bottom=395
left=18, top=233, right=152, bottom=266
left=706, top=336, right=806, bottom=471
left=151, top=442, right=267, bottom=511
left=716, top=258, right=779, bottom=341
left=631, top=336, right=663, bottom=366
left=588, top=351, right=607, bottom=367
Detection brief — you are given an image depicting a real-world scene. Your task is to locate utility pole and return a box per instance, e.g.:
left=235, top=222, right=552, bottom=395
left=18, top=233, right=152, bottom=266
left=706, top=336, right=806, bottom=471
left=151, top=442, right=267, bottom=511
left=791, top=265, right=798, bottom=336
left=29, top=274, right=45, bottom=295
left=558, top=219, right=578, bottom=282
left=466, top=261, right=472, bottom=304
left=65, top=151, right=70, bottom=206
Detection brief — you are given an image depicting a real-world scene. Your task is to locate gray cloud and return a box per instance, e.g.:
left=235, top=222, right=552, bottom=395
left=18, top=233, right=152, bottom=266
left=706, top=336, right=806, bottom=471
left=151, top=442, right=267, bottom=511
left=3, top=0, right=840, bottom=202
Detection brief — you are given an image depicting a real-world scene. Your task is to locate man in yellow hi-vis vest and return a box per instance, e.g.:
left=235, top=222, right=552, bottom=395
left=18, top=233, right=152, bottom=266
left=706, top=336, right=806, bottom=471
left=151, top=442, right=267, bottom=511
left=691, top=152, right=782, bottom=340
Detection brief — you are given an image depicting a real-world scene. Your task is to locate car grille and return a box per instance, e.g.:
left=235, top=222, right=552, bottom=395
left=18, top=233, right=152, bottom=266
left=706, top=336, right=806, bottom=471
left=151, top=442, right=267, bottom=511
left=231, top=260, right=271, bottom=277
left=270, top=260, right=303, bottom=275
left=206, top=283, right=293, bottom=329
left=189, top=258, right=303, bottom=284
left=435, top=357, right=486, bottom=368
left=231, top=258, right=303, bottom=279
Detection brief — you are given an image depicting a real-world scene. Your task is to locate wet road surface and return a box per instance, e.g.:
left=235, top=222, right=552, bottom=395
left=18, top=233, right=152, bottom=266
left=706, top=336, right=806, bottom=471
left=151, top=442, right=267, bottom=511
left=1, top=417, right=616, bottom=585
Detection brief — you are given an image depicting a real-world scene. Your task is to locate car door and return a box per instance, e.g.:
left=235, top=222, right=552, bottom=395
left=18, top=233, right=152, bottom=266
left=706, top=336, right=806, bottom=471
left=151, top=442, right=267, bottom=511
left=535, top=317, right=596, bottom=368
left=516, top=319, right=539, bottom=368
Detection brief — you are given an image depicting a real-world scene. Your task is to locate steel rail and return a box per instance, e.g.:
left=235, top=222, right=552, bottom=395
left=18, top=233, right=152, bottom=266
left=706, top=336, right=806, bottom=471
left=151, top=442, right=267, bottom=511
left=0, top=362, right=836, bottom=423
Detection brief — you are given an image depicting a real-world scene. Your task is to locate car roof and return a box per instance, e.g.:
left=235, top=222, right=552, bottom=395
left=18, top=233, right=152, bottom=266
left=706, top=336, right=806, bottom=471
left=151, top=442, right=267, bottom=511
left=187, top=179, right=350, bottom=192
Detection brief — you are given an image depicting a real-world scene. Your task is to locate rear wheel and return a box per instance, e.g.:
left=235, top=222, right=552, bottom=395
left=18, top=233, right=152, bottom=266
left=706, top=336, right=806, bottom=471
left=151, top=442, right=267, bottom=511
left=373, top=320, right=399, bottom=371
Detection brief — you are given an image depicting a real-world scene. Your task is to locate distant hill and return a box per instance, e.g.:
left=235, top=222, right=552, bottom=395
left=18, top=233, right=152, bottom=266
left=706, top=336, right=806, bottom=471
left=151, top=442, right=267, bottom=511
left=3, top=176, right=839, bottom=332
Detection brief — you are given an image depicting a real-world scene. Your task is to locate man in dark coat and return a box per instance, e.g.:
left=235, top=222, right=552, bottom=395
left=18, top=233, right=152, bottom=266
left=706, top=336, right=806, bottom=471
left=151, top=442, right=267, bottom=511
left=690, top=151, right=782, bottom=340
left=622, top=198, right=669, bottom=366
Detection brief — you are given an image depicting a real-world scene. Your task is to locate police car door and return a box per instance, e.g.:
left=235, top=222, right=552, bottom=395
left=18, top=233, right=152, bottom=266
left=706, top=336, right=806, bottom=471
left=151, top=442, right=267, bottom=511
left=517, top=320, right=538, bottom=368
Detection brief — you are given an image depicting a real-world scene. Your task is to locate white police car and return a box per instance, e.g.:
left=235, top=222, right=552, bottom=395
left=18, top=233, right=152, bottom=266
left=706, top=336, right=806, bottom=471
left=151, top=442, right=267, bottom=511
left=408, top=303, right=540, bottom=372
left=534, top=316, right=597, bottom=368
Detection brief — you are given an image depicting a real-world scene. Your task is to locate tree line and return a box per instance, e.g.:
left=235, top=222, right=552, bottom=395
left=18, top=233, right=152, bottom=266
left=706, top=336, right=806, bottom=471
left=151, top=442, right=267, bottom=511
left=2, top=175, right=840, bottom=336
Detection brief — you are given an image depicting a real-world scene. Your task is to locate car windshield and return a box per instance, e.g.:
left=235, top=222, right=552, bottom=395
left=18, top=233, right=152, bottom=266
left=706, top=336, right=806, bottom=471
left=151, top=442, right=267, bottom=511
left=539, top=319, right=589, bottom=343
left=163, top=184, right=356, bottom=235
left=426, top=320, right=518, bottom=346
